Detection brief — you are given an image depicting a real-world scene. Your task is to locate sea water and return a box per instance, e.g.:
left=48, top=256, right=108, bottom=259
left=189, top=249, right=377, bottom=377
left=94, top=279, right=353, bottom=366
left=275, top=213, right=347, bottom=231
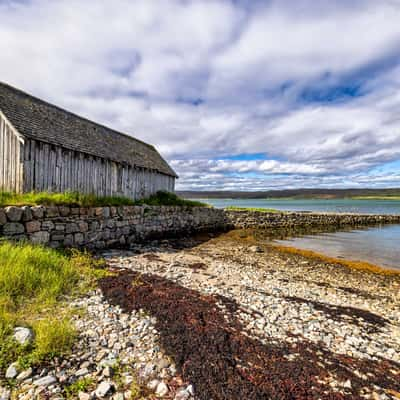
left=193, top=198, right=400, bottom=270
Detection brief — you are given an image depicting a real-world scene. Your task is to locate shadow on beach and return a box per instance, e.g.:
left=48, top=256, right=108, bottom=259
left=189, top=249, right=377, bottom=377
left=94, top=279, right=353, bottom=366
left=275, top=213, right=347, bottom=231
left=99, top=271, right=400, bottom=400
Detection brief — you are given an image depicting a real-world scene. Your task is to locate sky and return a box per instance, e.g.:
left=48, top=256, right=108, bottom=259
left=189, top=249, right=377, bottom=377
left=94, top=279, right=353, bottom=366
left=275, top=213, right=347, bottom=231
left=1, top=0, right=400, bottom=191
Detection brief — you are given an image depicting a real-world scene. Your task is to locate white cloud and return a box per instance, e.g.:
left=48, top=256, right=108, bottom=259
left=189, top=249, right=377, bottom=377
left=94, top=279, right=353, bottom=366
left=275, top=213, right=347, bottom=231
left=211, top=1, right=400, bottom=92
left=0, top=0, right=400, bottom=190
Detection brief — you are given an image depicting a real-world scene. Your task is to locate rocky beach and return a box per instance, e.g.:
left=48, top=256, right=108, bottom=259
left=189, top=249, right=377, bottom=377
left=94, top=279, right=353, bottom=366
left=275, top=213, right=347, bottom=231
left=2, top=229, right=399, bottom=400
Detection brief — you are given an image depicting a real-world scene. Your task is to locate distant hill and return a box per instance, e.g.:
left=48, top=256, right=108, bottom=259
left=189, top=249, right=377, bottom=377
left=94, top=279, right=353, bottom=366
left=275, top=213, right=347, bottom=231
left=177, top=188, right=400, bottom=199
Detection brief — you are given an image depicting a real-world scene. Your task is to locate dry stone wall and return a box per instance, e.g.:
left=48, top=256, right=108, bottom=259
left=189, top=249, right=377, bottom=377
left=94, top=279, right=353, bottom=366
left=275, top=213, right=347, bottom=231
left=225, top=210, right=400, bottom=229
left=1, top=206, right=400, bottom=249
left=0, top=205, right=229, bottom=249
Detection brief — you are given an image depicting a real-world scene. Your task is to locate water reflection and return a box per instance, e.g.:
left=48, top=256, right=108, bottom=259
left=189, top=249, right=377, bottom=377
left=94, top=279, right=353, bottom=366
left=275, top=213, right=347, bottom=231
left=267, top=224, right=400, bottom=270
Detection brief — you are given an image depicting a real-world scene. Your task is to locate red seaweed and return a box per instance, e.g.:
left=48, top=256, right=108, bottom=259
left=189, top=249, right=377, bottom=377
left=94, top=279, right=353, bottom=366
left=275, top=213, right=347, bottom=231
left=99, top=272, right=399, bottom=400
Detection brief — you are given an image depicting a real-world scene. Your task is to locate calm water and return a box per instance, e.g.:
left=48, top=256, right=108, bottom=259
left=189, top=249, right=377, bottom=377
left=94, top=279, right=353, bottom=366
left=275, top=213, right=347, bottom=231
left=192, top=198, right=400, bottom=270
left=196, top=198, right=400, bottom=214
left=276, top=224, right=400, bottom=270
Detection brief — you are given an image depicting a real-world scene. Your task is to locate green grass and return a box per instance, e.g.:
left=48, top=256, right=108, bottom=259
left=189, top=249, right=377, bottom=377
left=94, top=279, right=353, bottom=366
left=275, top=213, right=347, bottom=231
left=0, top=242, right=108, bottom=372
left=225, top=206, right=281, bottom=213
left=0, top=191, right=135, bottom=207
left=350, top=196, right=400, bottom=200
left=65, top=377, right=95, bottom=398
left=0, top=190, right=207, bottom=208
left=135, top=191, right=208, bottom=207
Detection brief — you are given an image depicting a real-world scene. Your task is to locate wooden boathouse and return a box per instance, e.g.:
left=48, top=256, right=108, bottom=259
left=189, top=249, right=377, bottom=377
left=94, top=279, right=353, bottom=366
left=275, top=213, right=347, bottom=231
left=0, top=82, right=176, bottom=198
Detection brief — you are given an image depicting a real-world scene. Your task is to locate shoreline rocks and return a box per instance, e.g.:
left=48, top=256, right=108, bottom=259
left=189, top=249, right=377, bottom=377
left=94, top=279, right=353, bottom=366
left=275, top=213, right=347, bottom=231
left=2, top=231, right=399, bottom=399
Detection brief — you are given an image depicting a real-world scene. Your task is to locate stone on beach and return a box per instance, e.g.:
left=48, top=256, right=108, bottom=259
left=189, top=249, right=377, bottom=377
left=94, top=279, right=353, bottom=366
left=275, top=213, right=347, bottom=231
left=13, top=327, right=33, bottom=345
left=95, top=381, right=113, bottom=398
left=4, top=232, right=400, bottom=400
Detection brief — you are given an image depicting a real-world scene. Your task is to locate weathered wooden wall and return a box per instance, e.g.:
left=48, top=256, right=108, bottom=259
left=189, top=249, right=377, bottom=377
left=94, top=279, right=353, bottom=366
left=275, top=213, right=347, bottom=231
left=0, top=112, right=24, bottom=193
left=22, top=138, right=175, bottom=199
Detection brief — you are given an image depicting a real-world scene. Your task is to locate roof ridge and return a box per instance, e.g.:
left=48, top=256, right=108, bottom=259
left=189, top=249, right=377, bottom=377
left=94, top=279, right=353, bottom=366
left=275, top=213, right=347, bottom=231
left=0, top=80, right=156, bottom=151
left=0, top=80, right=177, bottom=177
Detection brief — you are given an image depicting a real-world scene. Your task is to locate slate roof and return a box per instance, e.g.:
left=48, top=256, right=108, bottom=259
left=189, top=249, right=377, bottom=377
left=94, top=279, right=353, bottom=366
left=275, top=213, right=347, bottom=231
left=0, top=81, right=177, bottom=177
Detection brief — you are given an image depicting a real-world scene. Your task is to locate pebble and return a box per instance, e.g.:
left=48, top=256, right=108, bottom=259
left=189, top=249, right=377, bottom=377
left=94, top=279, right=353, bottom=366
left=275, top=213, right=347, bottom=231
left=75, top=367, right=89, bottom=377
left=5, top=363, right=18, bottom=380
left=0, top=387, right=11, bottom=400
left=33, top=376, right=57, bottom=387
left=102, top=366, right=113, bottom=378
left=78, top=392, right=91, bottom=400
left=95, top=382, right=113, bottom=398
left=155, top=381, right=169, bottom=396
left=343, top=379, right=352, bottom=389
left=16, top=368, right=32, bottom=382
left=147, top=379, right=160, bottom=390
left=175, top=387, right=192, bottom=400
left=5, top=237, right=400, bottom=399
left=249, top=245, right=264, bottom=253
left=13, top=327, right=33, bottom=345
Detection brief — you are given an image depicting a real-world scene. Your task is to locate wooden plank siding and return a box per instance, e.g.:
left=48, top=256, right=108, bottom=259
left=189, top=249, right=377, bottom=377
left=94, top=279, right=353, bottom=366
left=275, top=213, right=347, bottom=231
left=0, top=112, right=24, bottom=192
left=22, top=138, right=175, bottom=199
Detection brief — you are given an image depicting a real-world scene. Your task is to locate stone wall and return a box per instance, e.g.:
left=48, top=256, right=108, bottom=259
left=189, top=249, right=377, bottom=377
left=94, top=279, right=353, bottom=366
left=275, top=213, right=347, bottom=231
left=0, top=205, right=229, bottom=249
left=225, top=210, right=400, bottom=229
left=1, top=205, right=400, bottom=249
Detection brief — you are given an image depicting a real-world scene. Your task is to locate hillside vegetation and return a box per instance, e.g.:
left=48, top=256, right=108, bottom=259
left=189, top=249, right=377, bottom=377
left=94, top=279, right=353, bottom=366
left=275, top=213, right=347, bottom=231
left=178, top=188, right=400, bottom=200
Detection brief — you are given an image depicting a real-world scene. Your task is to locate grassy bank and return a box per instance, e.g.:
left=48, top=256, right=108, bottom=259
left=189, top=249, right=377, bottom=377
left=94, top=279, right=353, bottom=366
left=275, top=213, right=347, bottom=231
left=350, top=196, right=400, bottom=200
left=0, top=190, right=207, bottom=208
left=135, top=191, right=207, bottom=207
left=0, top=242, right=107, bottom=372
left=225, top=206, right=280, bottom=213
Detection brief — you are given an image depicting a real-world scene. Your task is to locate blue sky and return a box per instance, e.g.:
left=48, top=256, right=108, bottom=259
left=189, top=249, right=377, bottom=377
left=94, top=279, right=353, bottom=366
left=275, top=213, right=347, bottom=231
left=1, top=0, right=400, bottom=190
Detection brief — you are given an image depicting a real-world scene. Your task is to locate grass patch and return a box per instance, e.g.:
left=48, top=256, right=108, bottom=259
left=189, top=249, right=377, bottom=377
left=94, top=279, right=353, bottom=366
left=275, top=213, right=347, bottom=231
left=350, top=196, right=400, bottom=200
left=0, top=242, right=108, bottom=373
left=225, top=206, right=281, bottom=213
left=0, top=190, right=207, bottom=208
left=65, top=377, right=95, bottom=398
left=0, top=191, right=135, bottom=207
left=31, top=318, right=76, bottom=363
left=130, top=380, right=146, bottom=400
left=136, top=191, right=208, bottom=207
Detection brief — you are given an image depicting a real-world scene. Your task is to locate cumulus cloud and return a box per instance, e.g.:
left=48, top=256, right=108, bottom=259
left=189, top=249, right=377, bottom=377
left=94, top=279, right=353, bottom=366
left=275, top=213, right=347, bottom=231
left=0, top=0, right=400, bottom=190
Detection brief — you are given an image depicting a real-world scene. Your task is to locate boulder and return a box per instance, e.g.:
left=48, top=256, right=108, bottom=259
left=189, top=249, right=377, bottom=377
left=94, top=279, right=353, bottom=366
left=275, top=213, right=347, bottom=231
left=74, top=232, right=84, bottom=245
left=31, top=206, right=45, bottom=219
left=21, top=206, right=33, bottom=222
left=30, top=231, right=50, bottom=245
left=59, top=206, right=71, bottom=217
left=5, top=206, right=23, bottom=222
left=45, top=207, right=59, bottom=218
left=0, top=209, right=7, bottom=225
left=25, top=220, right=41, bottom=233
left=3, top=222, right=25, bottom=235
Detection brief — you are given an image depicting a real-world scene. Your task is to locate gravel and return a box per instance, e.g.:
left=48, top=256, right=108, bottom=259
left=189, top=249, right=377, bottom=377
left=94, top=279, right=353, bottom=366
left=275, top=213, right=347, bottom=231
left=2, top=231, right=399, bottom=399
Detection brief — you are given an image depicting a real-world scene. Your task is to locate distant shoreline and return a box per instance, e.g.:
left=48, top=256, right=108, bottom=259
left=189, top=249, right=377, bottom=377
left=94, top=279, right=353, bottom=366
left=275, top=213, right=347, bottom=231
left=190, top=196, right=400, bottom=201
left=178, top=188, right=400, bottom=200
